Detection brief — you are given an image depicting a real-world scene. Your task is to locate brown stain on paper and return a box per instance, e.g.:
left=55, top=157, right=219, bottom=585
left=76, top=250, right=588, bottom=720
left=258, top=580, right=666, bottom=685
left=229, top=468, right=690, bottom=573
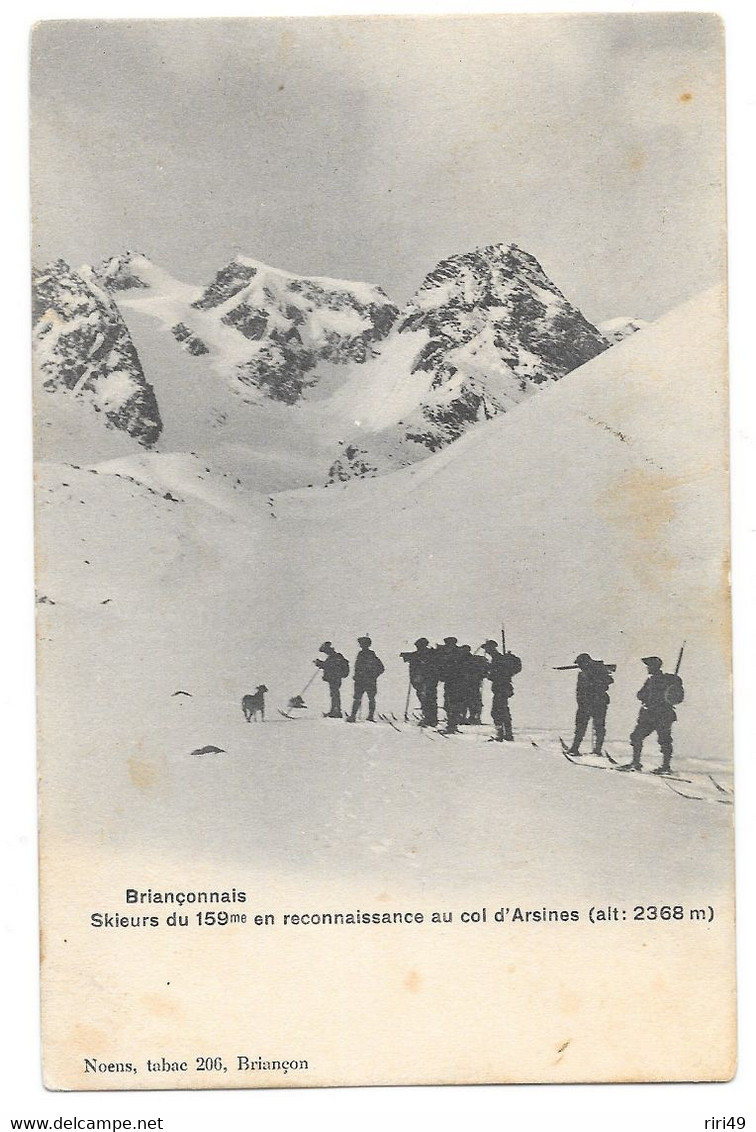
left=128, top=755, right=158, bottom=791
left=404, top=970, right=422, bottom=993
left=141, top=992, right=182, bottom=1020
left=72, top=1022, right=109, bottom=1051
left=628, top=147, right=647, bottom=173
left=598, top=466, right=681, bottom=593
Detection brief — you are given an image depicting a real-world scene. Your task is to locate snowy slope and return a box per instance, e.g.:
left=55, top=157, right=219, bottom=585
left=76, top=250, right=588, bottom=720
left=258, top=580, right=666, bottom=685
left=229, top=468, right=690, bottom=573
left=326, top=243, right=610, bottom=480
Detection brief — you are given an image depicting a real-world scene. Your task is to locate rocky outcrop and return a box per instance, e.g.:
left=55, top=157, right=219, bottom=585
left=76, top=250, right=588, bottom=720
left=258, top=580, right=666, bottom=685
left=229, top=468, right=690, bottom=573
left=33, top=259, right=162, bottom=447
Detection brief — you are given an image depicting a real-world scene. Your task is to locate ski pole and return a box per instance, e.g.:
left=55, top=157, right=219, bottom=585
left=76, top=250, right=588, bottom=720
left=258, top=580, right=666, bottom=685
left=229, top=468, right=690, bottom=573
left=674, top=641, right=686, bottom=676
left=404, top=677, right=413, bottom=722
left=298, top=669, right=319, bottom=698
left=501, top=622, right=507, bottom=653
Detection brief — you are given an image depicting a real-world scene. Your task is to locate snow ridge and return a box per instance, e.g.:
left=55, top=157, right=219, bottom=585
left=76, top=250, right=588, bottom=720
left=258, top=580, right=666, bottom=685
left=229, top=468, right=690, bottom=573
left=598, top=316, right=650, bottom=344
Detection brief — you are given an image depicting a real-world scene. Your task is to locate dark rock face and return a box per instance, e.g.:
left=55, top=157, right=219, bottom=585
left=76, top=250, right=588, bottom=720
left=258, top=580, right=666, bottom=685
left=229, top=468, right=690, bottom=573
left=328, top=444, right=379, bottom=482
left=220, top=303, right=269, bottom=341
left=172, top=322, right=210, bottom=356
left=32, top=260, right=162, bottom=447
left=191, top=261, right=259, bottom=311
left=235, top=339, right=316, bottom=406
left=95, top=252, right=151, bottom=291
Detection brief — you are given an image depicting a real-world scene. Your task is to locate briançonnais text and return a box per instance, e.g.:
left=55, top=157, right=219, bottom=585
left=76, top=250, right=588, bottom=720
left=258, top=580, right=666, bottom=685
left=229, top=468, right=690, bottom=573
left=86, top=888, right=716, bottom=929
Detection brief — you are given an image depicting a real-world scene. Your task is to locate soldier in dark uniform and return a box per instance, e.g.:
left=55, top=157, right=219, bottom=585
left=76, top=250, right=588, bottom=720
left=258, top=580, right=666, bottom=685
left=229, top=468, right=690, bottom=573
left=314, top=641, right=350, bottom=718
left=346, top=636, right=385, bottom=723
left=618, top=656, right=684, bottom=774
left=456, top=645, right=476, bottom=724
left=436, top=637, right=464, bottom=733
left=566, top=653, right=614, bottom=756
left=481, top=640, right=522, bottom=742
left=400, top=638, right=437, bottom=726
left=465, top=648, right=489, bottom=725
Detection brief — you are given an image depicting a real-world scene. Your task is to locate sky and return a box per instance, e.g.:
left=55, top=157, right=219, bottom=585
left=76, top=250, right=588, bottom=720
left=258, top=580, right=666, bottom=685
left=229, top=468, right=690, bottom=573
left=30, top=14, right=726, bottom=323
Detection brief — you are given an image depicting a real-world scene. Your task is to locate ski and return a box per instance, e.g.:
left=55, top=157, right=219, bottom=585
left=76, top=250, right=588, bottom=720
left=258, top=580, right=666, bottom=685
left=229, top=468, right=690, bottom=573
left=613, top=763, right=692, bottom=784
left=559, top=738, right=692, bottom=781
left=558, top=737, right=609, bottom=768
left=662, top=779, right=710, bottom=802
left=708, top=773, right=733, bottom=796
left=378, top=713, right=403, bottom=732
left=562, top=749, right=608, bottom=771
left=559, top=737, right=614, bottom=763
left=277, top=708, right=296, bottom=720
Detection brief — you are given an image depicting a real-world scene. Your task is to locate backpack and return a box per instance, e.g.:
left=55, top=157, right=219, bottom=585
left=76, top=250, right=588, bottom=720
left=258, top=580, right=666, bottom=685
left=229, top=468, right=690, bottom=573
left=664, top=674, right=684, bottom=705
left=335, top=653, right=350, bottom=679
left=591, top=661, right=614, bottom=691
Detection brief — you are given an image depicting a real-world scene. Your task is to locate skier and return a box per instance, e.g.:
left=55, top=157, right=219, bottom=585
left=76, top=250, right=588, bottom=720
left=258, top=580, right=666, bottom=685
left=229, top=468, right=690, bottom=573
left=436, top=637, right=465, bottom=733
left=400, top=638, right=437, bottom=726
left=566, top=653, right=614, bottom=756
left=314, top=640, right=350, bottom=718
left=464, top=648, right=489, bottom=725
left=618, top=656, right=684, bottom=775
left=481, top=640, right=522, bottom=742
left=346, top=636, right=385, bottom=723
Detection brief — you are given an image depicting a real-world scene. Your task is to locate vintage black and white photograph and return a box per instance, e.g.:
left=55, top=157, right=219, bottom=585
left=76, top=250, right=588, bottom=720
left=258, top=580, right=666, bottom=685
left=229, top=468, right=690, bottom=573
left=29, top=13, right=734, bottom=1089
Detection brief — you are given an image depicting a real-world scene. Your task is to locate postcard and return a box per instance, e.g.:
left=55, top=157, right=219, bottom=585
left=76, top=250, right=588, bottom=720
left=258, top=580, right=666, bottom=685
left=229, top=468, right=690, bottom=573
left=31, top=14, right=734, bottom=1088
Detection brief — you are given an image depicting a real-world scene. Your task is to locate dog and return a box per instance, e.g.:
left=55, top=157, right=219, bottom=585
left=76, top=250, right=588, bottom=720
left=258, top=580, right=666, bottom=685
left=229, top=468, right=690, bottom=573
left=242, top=685, right=268, bottom=722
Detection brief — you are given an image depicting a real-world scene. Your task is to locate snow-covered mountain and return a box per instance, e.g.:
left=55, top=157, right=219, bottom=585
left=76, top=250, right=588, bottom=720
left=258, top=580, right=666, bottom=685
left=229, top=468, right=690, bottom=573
left=598, top=316, right=650, bottom=344
left=326, top=244, right=610, bottom=480
left=97, top=251, right=399, bottom=406
left=32, top=259, right=162, bottom=458
left=34, top=245, right=639, bottom=486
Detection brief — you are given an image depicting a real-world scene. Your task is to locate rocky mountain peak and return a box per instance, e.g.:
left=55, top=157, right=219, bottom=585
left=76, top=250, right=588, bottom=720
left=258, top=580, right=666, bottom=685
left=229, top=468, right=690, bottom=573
left=327, top=243, right=611, bottom=482
left=97, top=251, right=156, bottom=291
